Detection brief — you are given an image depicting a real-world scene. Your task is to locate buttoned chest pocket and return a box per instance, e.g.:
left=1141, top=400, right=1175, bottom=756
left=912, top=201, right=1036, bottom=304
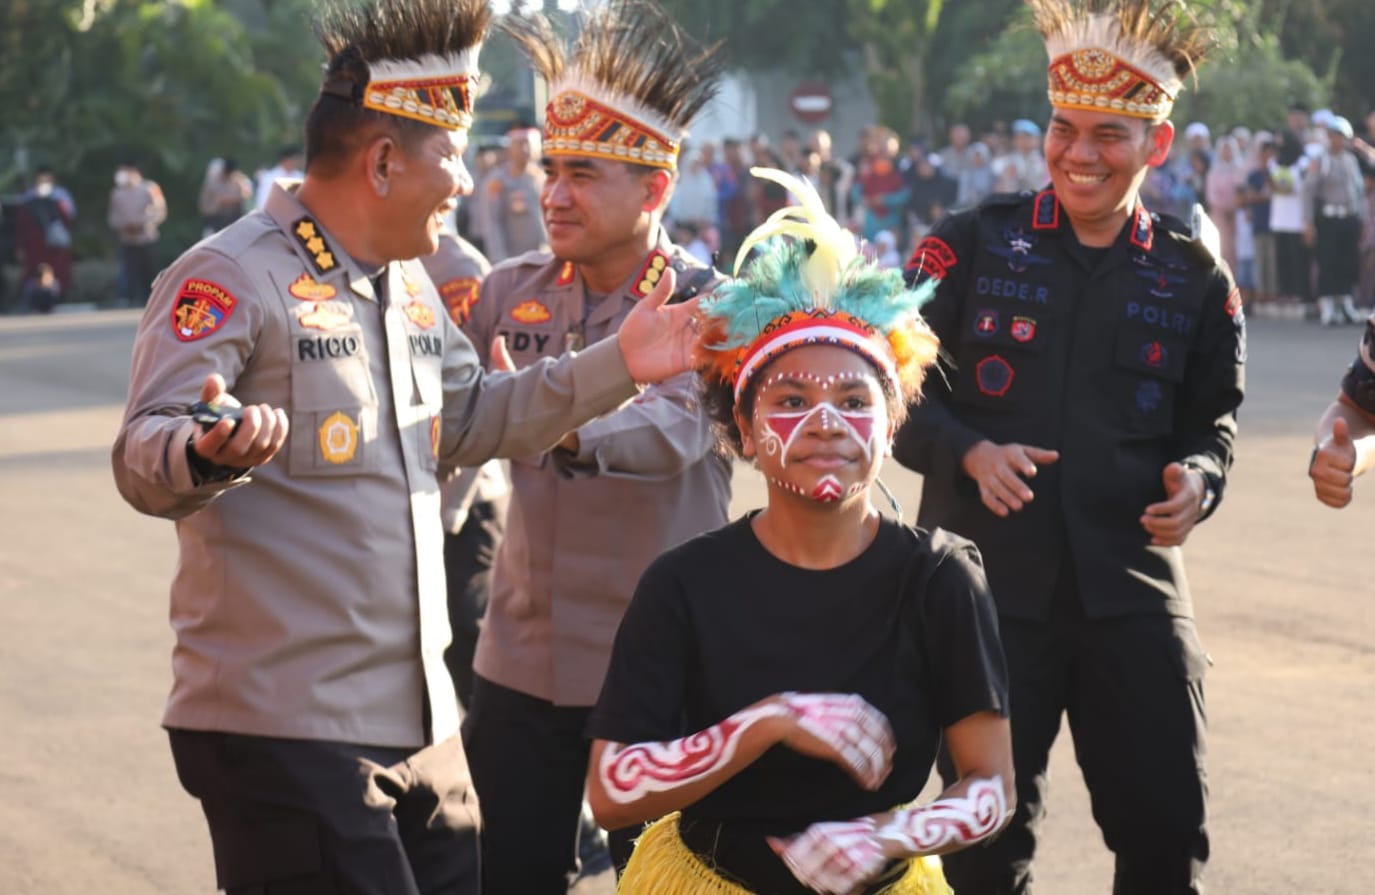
left=1111, top=325, right=1188, bottom=437
left=287, top=324, right=381, bottom=476
left=951, top=299, right=1053, bottom=413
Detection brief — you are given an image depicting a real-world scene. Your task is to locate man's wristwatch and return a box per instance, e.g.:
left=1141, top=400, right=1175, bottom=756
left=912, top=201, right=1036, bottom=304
left=1181, top=462, right=1217, bottom=517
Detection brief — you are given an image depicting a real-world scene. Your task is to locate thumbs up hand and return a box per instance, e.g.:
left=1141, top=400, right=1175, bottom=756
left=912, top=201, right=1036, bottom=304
left=489, top=334, right=516, bottom=373
left=1141, top=462, right=1206, bottom=547
left=1310, top=416, right=1358, bottom=508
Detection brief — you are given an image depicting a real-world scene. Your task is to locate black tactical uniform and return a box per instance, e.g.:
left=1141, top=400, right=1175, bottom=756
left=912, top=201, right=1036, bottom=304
left=895, top=188, right=1245, bottom=894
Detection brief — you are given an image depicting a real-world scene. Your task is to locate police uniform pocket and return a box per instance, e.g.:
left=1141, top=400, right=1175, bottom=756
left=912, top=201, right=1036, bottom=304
left=287, top=325, right=381, bottom=477
left=1113, top=327, right=1186, bottom=436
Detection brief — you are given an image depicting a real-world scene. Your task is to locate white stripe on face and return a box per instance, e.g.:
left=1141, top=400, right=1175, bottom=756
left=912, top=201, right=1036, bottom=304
left=758, top=402, right=877, bottom=469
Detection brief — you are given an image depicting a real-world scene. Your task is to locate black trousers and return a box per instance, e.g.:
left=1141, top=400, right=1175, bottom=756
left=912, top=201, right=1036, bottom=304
left=119, top=243, right=158, bottom=305
left=1315, top=215, right=1362, bottom=297
left=1273, top=230, right=1311, bottom=299
left=939, top=560, right=1209, bottom=895
left=462, top=675, right=595, bottom=895
left=168, top=729, right=480, bottom=895
left=443, top=497, right=506, bottom=711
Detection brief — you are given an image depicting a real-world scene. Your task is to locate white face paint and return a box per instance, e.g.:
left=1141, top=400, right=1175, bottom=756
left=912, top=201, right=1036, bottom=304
left=757, top=401, right=878, bottom=469
left=746, top=352, right=891, bottom=505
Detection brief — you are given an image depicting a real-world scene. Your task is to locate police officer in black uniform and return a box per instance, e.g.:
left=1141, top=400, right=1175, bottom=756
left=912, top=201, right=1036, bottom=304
left=893, top=2, right=1244, bottom=892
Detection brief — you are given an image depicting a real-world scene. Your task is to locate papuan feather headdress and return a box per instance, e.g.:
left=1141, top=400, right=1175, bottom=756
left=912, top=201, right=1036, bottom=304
left=1028, top=0, right=1218, bottom=121
left=502, top=0, right=723, bottom=171
left=697, top=168, right=940, bottom=402
left=314, top=0, right=491, bottom=132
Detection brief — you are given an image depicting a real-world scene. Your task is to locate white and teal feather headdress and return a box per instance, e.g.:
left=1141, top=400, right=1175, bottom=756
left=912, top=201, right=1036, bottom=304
left=697, top=167, right=940, bottom=401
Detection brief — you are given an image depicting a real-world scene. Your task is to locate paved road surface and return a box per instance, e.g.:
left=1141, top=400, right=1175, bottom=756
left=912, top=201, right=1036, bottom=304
left=1, top=311, right=1371, bottom=893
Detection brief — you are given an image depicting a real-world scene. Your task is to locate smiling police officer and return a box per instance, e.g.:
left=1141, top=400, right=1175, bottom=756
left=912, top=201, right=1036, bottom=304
left=111, top=2, right=700, bottom=893
left=894, top=1, right=1245, bottom=892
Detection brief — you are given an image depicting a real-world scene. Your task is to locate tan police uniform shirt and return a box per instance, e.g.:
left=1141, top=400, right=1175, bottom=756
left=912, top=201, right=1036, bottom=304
left=419, top=230, right=509, bottom=533
left=480, top=165, right=547, bottom=263
left=467, top=228, right=733, bottom=706
left=112, top=183, right=638, bottom=749
left=108, top=179, right=167, bottom=246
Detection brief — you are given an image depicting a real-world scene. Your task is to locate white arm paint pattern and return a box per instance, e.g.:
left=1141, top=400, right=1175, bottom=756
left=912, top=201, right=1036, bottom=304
left=774, top=775, right=1009, bottom=895
left=599, top=693, right=895, bottom=804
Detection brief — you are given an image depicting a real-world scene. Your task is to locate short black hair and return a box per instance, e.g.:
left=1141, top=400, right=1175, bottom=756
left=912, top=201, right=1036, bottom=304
left=304, top=51, right=437, bottom=177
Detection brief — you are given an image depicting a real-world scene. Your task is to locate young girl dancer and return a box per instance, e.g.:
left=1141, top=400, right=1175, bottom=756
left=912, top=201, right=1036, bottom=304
left=585, top=169, right=1015, bottom=894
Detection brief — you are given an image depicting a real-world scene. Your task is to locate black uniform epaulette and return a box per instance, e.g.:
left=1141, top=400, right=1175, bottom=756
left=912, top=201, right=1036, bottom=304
left=1152, top=212, right=1219, bottom=268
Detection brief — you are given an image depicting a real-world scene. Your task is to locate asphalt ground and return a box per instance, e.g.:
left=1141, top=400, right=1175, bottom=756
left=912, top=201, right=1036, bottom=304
left=0, top=311, right=1371, bottom=893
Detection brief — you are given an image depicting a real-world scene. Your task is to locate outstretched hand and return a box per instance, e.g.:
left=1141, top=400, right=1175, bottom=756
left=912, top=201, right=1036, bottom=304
left=961, top=440, right=1060, bottom=517
left=1310, top=416, right=1358, bottom=508
left=191, top=373, right=288, bottom=471
left=616, top=268, right=701, bottom=383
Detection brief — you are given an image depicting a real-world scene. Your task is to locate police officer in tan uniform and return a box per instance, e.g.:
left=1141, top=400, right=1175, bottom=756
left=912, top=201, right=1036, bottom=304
left=481, top=127, right=548, bottom=263
left=419, top=225, right=510, bottom=709
left=460, top=4, right=728, bottom=892
left=110, top=4, right=700, bottom=894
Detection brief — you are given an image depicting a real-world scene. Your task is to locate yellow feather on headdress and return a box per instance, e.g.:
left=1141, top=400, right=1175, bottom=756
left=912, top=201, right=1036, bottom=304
left=733, top=167, right=858, bottom=310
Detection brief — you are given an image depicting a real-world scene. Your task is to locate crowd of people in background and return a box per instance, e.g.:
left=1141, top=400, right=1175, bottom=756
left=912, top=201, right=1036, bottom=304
left=4, top=101, right=1374, bottom=323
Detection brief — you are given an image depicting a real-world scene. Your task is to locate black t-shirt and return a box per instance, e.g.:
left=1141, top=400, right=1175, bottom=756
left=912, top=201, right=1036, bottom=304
left=587, top=514, right=1008, bottom=894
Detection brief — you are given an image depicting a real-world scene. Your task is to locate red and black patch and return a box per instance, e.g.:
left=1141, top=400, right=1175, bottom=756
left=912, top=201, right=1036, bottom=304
left=973, top=310, right=999, bottom=337
left=1032, top=190, right=1060, bottom=231
left=1130, top=206, right=1154, bottom=252
left=632, top=250, right=670, bottom=297
left=555, top=261, right=576, bottom=287
left=171, top=278, right=237, bottom=342
left=976, top=354, right=1015, bottom=397
left=905, top=236, right=958, bottom=281
left=1224, top=289, right=1243, bottom=318
left=439, top=277, right=481, bottom=326
left=1011, top=316, right=1036, bottom=343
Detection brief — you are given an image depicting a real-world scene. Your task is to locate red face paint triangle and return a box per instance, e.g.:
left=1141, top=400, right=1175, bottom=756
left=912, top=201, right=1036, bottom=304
left=763, top=412, right=807, bottom=445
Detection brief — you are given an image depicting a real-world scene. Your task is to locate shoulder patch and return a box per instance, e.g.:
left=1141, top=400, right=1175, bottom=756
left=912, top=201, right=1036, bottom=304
left=439, top=277, right=481, bottom=326
left=171, top=278, right=237, bottom=342
left=906, top=235, right=958, bottom=281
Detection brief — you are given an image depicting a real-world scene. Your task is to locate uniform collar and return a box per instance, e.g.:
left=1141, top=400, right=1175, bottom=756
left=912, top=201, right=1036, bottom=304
left=1030, top=187, right=1156, bottom=256
left=551, top=226, right=680, bottom=327
left=264, top=182, right=385, bottom=303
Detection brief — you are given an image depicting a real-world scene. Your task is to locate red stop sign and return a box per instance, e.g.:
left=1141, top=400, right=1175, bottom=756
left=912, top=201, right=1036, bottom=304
left=789, top=81, right=834, bottom=124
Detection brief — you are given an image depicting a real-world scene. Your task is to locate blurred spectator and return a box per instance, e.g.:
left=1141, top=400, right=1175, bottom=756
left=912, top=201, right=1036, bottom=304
left=1361, top=168, right=1375, bottom=308
left=671, top=220, right=715, bottom=267
left=718, top=138, right=752, bottom=258
left=481, top=128, right=547, bottom=263
left=751, top=147, right=791, bottom=220
left=108, top=161, right=167, bottom=307
left=1245, top=137, right=1278, bottom=305
left=458, top=144, right=501, bottom=253
left=906, top=152, right=957, bottom=240
left=254, top=145, right=303, bottom=210
left=257, top=146, right=305, bottom=210
left=807, top=129, right=853, bottom=222
left=198, top=157, right=253, bottom=236
left=19, top=262, right=61, bottom=314
left=15, top=166, right=75, bottom=294
left=937, top=123, right=974, bottom=182
left=852, top=127, right=909, bottom=241
left=872, top=229, right=901, bottom=268
left=956, top=141, right=995, bottom=208
left=996, top=119, right=1048, bottom=193
left=1269, top=131, right=1311, bottom=304
left=1205, top=136, right=1243, bottom=270
left=669, top=141, right=719, bottom=231
left=779, top=129, right=803, bottom=174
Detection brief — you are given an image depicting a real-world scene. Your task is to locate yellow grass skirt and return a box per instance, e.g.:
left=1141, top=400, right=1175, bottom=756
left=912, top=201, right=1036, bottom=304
left=617, top=812, right=953, bottom=895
